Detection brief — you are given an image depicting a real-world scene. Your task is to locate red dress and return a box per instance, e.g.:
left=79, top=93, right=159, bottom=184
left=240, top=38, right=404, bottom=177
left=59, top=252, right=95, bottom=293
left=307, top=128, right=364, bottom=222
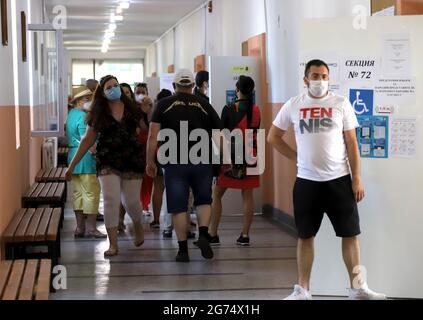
left=217, top=102, right=261, bottom=189
left=138, top=114, right=154, bottom=210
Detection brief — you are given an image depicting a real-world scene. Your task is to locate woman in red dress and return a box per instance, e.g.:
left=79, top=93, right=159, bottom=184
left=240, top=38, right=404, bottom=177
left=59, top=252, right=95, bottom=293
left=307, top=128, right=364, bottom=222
left=209, top=76, right=261, bottom=246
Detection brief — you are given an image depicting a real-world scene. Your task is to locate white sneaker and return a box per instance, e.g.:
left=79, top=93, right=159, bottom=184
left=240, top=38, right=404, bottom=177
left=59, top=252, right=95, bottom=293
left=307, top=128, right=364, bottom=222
left=284, top=285, right=312, bottom=300
left=348, top=284, right=387, bottom=300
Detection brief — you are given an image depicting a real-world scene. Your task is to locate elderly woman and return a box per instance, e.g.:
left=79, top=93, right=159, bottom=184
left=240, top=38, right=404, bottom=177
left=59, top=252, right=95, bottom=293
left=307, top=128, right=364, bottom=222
left=67, top=88, right=106, bottom=239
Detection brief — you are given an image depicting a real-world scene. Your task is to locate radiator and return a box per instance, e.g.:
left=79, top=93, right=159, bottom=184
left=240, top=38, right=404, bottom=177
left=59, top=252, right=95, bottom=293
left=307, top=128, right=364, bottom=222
left=42, top=138, right=58, bottom=169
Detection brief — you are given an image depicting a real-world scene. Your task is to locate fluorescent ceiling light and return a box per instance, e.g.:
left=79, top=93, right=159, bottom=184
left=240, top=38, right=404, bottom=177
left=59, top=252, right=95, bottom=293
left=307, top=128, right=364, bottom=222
left=116, top=7, right=123, bottom=14
left=104, top=31, right=115, bottom=39
left=110, top=13, right=115, bottom=22
left=115, top=15, right=123, bottom=21
left=108, top=23, right=117, bottom=31
left=119, top=1, right=130, bottom=9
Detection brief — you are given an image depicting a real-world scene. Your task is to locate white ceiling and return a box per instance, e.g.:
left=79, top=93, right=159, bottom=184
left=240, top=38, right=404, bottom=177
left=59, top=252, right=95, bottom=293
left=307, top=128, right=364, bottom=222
left=45, top=0, right=205, bottom=52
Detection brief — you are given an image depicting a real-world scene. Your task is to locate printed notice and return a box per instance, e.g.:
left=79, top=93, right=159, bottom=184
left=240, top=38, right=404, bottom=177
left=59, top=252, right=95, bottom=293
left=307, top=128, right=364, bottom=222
left=374, top=78, right=416, bottom=107
left=390, top=118, right=417, bottom=158
left=357, top=116, right=389, bottom=159
left=341, top=57, right=380, bottom=84
left=381, top=34, right=411, bottom=78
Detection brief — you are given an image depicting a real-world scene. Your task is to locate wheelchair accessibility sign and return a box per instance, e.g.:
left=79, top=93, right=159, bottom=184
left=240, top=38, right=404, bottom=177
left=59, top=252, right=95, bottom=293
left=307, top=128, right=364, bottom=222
left=349, top=89, right=374, bottom=116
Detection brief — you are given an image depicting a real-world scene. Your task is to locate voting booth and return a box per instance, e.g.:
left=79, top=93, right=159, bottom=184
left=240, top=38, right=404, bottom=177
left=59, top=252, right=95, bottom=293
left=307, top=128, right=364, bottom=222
left=299, top=16, right=423, bottom=299
left=209, top=56, right=263, bottom=214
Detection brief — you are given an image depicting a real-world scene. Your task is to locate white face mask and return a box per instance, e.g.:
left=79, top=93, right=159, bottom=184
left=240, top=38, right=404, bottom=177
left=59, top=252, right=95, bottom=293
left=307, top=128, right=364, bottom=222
left=308, top=80, right=329, bottom=98
left=135, top=94, right=145, bottom=103
left=82, top=101, right=92, bottom=111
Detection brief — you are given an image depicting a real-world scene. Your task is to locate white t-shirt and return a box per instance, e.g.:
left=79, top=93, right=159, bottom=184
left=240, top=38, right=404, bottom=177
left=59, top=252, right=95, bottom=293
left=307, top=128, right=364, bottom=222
left=273, top=92, right=359, bottom=182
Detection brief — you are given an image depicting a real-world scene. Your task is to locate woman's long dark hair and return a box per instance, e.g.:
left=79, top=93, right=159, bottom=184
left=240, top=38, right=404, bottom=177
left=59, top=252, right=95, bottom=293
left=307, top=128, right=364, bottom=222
left=86, top=75, right=140, bottom=132
left=120, top=82, right=135, bottom=101
left=236, top=75, right=255, bottom=128
left=194, top=70, right=209, bottom=96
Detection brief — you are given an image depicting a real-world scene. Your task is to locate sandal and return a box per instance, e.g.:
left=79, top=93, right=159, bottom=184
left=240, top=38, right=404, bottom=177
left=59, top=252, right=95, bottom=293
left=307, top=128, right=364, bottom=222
left=74, top=229, right=85, bottom=238
left=85, top=230, right=107, bottom=239
left=104, top=248, right=119, bottom=257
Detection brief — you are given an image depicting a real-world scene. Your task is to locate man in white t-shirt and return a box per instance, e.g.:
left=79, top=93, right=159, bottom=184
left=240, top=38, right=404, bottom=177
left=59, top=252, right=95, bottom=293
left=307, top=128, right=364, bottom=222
left=267, top=59, right=386, bottom=300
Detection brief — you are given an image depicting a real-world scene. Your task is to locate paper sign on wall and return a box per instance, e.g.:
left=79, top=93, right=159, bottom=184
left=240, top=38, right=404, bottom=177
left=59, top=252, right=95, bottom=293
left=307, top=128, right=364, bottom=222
left=382, top=34, right=411, bottom=78
left=350, top=89, right=374, bottom=116
left=390, top=118, right=417, bottom=158
left=374, top=78, right=416, bottom=107
left=357, top=116, right=389, bottom=158
left=341, top=57, right=380, bottom=84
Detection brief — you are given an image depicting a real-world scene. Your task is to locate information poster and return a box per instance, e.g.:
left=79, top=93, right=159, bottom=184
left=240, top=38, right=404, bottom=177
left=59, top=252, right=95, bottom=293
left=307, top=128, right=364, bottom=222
left=340, top=57, right=380, bottom=84
left=390, top=118, right=417, bottom=158
left=381, top=34, right=411, bottom=78
left=374, top=78, right=416, bottom=107
left=357, top=116, right=389, bottom=158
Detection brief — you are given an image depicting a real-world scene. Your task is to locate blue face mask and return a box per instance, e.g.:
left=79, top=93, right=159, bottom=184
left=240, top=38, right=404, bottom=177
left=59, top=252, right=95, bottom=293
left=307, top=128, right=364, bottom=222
left=105, top=86, right=122, bottom=101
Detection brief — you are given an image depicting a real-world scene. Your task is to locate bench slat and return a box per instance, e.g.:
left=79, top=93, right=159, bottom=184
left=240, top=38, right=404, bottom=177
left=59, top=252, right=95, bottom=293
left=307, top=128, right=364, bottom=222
left=46, top=208, right=62, bottom=241
left=23, top=208, right=45, bottom=242
left=24, top=183, right=45, bottom=200
left=48, top=167, right=58, bottom=179
left=35, top=208, right=53, bottom=241
left=18, top=260, right=39, bottom=300
left=23, top=183, right=40, bottom=198
left=46, top=182, right=59, bottom=200
left=57, top=167, right=67, bottom=181
left=14, top=209, right=36, bottom=242
left=54, top=183, right=65, bottom=199
left=35, top=169, right=47, bottom=182
left=2, top=260, right=26, bottom=300
left=0, top=261, right=13, bottom=300
left=2, top=209, right=27, bottom=242
left=35, top=260, right=51, bottom=300
left=39, top=182, right=53, bottom=198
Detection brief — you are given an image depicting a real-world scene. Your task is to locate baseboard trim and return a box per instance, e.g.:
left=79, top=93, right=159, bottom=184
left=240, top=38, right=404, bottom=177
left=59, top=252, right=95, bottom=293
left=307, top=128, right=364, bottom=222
left=262, top=205, right=298, bottom=238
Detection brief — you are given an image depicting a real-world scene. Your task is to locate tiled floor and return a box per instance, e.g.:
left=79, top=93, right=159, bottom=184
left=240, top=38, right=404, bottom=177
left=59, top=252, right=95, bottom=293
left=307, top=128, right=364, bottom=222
left=52, top=187, right=345, bottom=300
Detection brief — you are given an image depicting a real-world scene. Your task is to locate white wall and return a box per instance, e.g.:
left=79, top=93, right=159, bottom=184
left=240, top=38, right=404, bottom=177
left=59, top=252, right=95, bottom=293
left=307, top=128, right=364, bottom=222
left=265, top=0, right=371, bottom=103
left=146, top=43, right=157, bottom=77
left=0, top=0, right=15, bottom=106
left=206, top=0, right=267, bottom=57
left=156, top=30, right=174, bottom=74
left=174, top=8, right=206, bottom=70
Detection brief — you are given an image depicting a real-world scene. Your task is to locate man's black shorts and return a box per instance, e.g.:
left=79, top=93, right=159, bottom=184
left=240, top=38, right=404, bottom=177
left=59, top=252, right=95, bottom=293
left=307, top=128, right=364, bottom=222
left=164, top=164, right=213, bottom=214
left=293, top=174, right=361, bottom=239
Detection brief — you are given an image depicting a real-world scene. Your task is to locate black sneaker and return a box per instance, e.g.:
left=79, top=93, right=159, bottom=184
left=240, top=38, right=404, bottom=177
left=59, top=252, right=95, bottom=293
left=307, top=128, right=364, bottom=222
left=209, top=235, right=221, bottom=246
left=163, top=230, right=173, bottom=239
left=236, top=234, right=250, bottom=246
left=175, top=251, right=190, bottom=263
left=196, top=235, right=214, bottom=259
left=187, top=231, right=196, bottom=239
left=194, top=233, right=220, bottom=246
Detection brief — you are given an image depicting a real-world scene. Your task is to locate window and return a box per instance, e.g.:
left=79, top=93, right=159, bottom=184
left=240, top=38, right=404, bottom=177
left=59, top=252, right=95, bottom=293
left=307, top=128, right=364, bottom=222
left=72, top=59, right=144, bottom=88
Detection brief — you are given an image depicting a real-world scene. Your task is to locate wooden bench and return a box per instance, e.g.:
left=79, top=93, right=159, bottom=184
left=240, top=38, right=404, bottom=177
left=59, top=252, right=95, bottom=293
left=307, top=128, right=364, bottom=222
left=35, top=167, right=68, bottom=202
left=22, top=182, right=66, bottom=228
left=57, top=147, right=69, bottom=167
left=2, top=208, right=61, bottom=267
left=0, top=259, right=51, bottom=300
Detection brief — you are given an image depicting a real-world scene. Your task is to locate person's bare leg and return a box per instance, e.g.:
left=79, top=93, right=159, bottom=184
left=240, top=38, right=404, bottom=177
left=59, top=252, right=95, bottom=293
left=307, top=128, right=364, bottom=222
left=74, top=211, right=85, bottom=235
left=342, top=236, right=361, bottom=288
left=297, top=237, right=315, bottom=290
left=118, top=203, right=126, bottom=231
left=152, top=176, right=164, bottom=223
left=209, top=186, right=226, bottom=237
left=105, top=227, right=119, bottom=256
left=241, top=189, right=254, bottom=235
left=85, top=214, right=106, bottom=238
left=173, top=212, right=188, bottom=241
